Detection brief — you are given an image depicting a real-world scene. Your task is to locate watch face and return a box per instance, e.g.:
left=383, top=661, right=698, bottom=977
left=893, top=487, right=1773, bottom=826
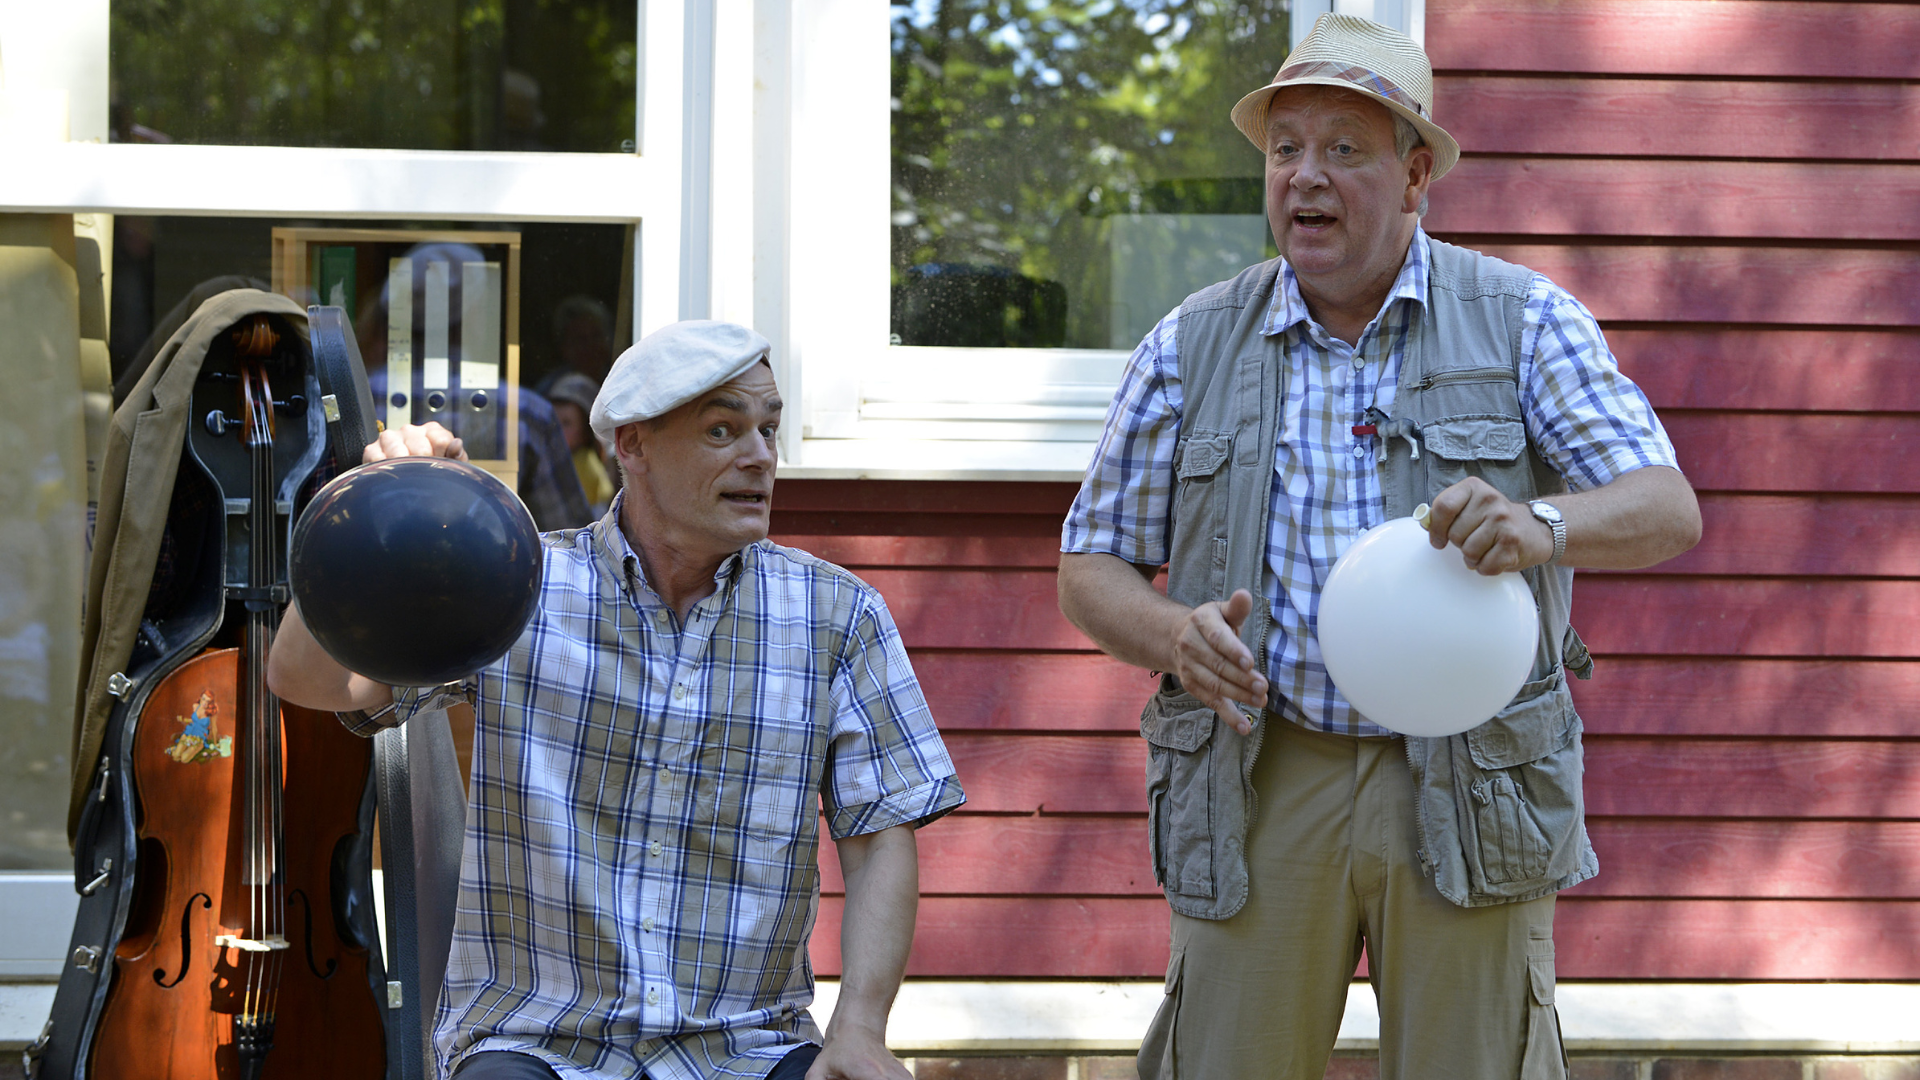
left=1530, top=501, right=1563, bottom=524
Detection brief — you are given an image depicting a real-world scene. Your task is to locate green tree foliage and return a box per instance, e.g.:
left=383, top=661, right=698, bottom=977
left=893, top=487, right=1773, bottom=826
left=110, top=0, right=635, bottom=151
left=892, top=0, right=1288, bottom=346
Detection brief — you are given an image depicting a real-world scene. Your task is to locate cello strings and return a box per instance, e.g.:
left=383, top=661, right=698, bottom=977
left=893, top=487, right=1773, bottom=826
left=238, top=349, right=287, bottom=1043
left=259, top=360, right=286, bottom=1028
left=246, top=360, right=267, bottom=1033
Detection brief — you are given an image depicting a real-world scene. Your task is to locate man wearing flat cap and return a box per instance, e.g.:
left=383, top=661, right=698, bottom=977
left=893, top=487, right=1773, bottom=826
left=273, top=320, right=964, bottom=1080
left=1058, top=13, right=1700, bottom=1079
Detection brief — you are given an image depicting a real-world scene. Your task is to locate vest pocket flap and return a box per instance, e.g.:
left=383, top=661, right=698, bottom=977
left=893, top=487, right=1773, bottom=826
left=1420, top=417, right=1526, bottom=462
left=1465, top=683, right=1574, bottom=769
left=1174, top=433, right=1233, bottom=479
left=1140, top=694, right=1217, bottom=753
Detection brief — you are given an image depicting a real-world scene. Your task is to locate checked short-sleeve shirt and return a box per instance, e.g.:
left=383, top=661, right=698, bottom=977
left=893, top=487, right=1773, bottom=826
left=349, top=498, right=965, bottom=1079
left=1062, top=229, right=1680, bottom=736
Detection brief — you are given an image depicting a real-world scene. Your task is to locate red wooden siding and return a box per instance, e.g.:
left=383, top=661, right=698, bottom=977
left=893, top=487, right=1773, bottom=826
left=781, top=0, right=1920, bottom=983
left=808, top=900, right=1920, bottom=980
left=1437, top=77, right=1920, bottom=161
left=1424, top=0, right=1920, bottom=79
left=778, top=474, right=1920, bottom=981
left=820, top=817, right=1920, bottom=901
left=1424, top=0, right=1920, bottom=979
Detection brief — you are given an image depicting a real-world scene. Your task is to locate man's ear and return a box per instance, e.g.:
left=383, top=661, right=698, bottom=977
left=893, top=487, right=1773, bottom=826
left=1403, top=145, right=1435, bottom=214
left=613, top=422, right=647, bottom=474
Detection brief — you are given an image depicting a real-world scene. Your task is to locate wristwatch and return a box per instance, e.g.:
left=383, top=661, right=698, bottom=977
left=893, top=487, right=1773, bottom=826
left=1528, top=500, right=1567, bottom=564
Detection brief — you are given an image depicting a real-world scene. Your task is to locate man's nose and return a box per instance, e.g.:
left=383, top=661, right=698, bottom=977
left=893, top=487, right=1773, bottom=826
left=1292, top=158, right=1328, bottom=191
left=741, top=430, right=777, bottom=469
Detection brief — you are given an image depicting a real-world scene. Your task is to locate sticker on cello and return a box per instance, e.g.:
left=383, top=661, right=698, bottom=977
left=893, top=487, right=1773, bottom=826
left=165, top=690, right=235, bottom=764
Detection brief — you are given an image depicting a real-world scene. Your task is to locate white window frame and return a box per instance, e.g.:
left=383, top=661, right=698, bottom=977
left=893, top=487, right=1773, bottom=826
left=760, top=0, right=1424, bottom=479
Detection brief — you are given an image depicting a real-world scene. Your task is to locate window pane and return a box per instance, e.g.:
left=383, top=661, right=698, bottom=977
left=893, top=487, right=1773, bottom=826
left=112, top=217, right=628, bottom=394
left=891, top=0, right=1288, bottom=350
left=109, top=215, right=628, bottom=536
left=109, top=0, right=637, bottom=152
left=0, top=220, right=89, bottom=870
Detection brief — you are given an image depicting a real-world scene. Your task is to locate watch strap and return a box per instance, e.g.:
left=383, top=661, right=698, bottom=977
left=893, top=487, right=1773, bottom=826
left=1531, top=501, right=1567, bottom=564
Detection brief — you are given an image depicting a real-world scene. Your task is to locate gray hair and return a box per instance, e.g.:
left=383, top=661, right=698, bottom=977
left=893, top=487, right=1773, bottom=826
left=1393, top=115, right=1423, bottom=160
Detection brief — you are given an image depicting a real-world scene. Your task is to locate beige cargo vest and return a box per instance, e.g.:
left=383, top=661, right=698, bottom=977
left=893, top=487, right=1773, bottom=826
left=1142, top=237, right=1598, bottom=916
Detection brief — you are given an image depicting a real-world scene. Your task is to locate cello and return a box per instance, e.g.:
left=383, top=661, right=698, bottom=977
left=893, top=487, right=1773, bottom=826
left=72, top=313, right=386, bottom=1078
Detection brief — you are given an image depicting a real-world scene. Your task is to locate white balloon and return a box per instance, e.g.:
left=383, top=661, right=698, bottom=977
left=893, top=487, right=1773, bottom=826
left=1316, top=511, right=1539, bottom=737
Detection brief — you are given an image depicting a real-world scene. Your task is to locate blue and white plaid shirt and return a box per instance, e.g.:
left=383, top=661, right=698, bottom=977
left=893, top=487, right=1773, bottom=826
left=353, top=496, right=965, bottom=1078
left=1063, top=230, right=1680, bottom=736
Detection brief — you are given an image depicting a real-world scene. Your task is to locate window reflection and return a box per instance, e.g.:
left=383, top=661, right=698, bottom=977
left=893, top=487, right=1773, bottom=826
left=890, top=0, right=1287, bottom=350
left=109, top=0, right=637, bottom=152
left=109, top=217, right=629, bottom=532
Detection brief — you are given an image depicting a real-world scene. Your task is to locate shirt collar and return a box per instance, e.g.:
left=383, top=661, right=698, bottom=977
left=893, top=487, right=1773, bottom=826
left=1265, top=226, right=1432, bottom=339
left=592, top=490, right=747, bottom=607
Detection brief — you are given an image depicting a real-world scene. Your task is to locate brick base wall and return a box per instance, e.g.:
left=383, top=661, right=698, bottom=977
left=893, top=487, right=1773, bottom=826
left=903, top=1056, right=1920, bottom=1080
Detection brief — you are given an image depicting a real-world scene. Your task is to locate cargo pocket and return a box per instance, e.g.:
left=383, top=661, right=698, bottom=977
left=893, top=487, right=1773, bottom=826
left=1455, top=680, right=1579, bottom=890
left=1172, top=431, right=1234, bottom=597
left=1470, top=774, right=1551, bottom=884
left=1137, top=946, right=1184, bottom=1080
left=1142, top=691, right=1218, bottom=900
left=1520, top=932, right=1569, bottom=1079
left=1419, top=415, right=1528, bottom=491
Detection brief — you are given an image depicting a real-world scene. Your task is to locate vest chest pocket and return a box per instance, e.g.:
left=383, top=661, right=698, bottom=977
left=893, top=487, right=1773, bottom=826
left=1171, top=432, right=1234, bottom=601
left=1418, top=415, right=1530, bottom=495
left=1141, top=689, right=1218, bottom=900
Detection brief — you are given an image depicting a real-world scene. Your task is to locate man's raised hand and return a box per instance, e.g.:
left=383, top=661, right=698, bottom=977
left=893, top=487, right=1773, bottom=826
left=1170, top=589, right=1268, bottom=736
left=1425, top=475, right=1552, bottom=576
left=364, top=421, right=468, bottom=465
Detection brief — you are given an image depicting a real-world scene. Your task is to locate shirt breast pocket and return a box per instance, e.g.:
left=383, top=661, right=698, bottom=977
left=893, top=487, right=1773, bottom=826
left=718, top=667, right=824, bottom=760
left=695, top=742, right=817, bottom=851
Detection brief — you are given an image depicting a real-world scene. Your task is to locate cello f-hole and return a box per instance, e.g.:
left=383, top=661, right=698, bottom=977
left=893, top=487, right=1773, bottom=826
left=153, top=892, right=211, bottom=989
left=287, top=889, right=338, bottom=980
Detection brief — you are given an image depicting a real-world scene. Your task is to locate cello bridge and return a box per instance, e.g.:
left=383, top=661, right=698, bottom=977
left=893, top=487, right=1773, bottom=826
left=215, top=934, right=290, bottom=953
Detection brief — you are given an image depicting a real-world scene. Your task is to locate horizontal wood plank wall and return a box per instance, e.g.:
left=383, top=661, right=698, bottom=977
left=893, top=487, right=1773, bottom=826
left=781, top=0, right=1919, bottom=982
left=1424, top=0, right=1920, bottom=978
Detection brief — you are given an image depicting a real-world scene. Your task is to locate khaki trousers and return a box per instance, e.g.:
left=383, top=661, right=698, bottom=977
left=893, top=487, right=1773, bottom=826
left=1139, top=718, right=1568, bottom=1080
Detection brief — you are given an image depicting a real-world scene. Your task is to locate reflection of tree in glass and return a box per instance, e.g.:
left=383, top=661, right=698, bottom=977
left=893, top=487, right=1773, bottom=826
left=110, top=0, right=635, bottom=152
left=892, top=0, right=1288, bottom=348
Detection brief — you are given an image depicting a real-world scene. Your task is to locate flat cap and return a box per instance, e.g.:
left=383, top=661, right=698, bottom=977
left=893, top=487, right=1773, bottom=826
left=590, top=320, right=772, bottom=443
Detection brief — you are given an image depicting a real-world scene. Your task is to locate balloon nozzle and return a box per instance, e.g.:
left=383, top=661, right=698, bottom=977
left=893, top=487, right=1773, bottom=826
left=1413, top=503, right=1432, bottom=530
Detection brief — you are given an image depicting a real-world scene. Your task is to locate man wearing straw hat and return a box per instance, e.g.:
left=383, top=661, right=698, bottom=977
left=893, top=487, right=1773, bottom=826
left=1057, top=14, right=1700, bottom=1079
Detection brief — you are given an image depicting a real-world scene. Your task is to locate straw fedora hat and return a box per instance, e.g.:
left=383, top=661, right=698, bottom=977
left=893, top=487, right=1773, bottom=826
left=1230, top=13, right=1461, bottom=181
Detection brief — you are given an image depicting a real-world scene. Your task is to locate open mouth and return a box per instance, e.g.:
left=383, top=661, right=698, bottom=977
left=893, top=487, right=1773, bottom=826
left=1294, top=210, right=1335, bottom=228
left=722, top=492, right=768, bottom=505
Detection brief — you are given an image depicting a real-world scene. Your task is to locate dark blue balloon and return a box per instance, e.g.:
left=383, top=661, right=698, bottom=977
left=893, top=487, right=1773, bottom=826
left=290, top=457, right=542, bottom=687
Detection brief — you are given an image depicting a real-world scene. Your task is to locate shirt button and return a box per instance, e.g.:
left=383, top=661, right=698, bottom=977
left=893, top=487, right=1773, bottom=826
left=656, top=610, right=669, bottom=625
left=642, top=917, right=655, bottom=932
left=672, top=685, right=687, bottom=701
left=646, top=988, right=659, bottom=1006
left=1351, top=357, right=1364, bottom=371
left=649, top=840, right=663, bottom=857
left=1352, top=444, right=1367, bottom=457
